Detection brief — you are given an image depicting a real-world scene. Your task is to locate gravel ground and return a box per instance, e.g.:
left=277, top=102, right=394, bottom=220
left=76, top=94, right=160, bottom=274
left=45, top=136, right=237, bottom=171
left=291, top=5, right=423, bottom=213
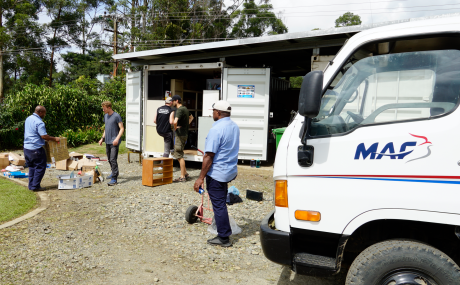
left=0, top=153, right=345, bottom=285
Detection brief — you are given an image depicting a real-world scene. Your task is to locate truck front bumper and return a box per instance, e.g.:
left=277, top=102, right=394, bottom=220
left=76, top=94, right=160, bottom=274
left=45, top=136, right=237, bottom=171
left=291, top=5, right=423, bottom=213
left=260, top=210, right=291, bottom=266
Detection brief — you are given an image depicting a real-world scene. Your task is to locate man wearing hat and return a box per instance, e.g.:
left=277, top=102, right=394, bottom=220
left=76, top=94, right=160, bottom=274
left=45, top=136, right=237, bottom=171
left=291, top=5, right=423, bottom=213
left=194, top=100, right=240, bottom=247
left=154, top=97, right=175, bottom=157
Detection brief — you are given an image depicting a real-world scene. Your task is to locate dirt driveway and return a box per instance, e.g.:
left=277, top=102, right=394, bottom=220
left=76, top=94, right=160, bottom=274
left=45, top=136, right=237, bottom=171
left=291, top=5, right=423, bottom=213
left=0, top=154, right=344, bottom=284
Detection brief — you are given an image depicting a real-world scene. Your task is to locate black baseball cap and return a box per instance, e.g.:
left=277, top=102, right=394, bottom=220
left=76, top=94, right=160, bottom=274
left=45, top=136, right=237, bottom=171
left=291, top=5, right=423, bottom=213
left=171, top=95, right=182, bottom=101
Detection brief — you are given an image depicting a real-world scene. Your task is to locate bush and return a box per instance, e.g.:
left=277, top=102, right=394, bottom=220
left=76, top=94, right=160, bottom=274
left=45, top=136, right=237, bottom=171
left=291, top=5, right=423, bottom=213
left=0, top=76, right=126, bottom=150
left=62, top=126, right=104, bottom=147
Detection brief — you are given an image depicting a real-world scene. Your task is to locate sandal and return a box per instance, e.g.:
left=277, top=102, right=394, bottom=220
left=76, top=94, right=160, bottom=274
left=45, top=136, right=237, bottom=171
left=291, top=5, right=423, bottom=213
left=173, top=177, right=187, bottom=183
left=185, top=173, right=190, bottom=179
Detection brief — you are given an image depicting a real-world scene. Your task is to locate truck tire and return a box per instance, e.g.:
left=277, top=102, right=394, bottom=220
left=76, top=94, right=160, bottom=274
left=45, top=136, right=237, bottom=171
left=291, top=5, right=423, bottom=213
left=345, top=239, right=460, bottom=285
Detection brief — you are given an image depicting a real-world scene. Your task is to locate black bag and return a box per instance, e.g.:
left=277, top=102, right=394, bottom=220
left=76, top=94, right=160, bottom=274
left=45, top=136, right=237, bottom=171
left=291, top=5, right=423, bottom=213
left=226, top=193, right=243, bottom=205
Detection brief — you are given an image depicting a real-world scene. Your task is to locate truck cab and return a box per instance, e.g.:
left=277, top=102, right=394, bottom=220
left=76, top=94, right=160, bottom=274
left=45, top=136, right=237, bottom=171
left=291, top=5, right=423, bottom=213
left=261, top=16, right=460, bottom=284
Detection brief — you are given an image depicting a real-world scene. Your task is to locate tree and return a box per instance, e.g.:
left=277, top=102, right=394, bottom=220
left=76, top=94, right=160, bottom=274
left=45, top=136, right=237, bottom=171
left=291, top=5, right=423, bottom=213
left=59, top=48, right=113, bottom=82
left=335, top=12, right=362, bottom=27
left=230, top=0, right=287, bottom=38
left=42, top=0, right=83, bottom=86
left=0, top=0, right=49, bottom=98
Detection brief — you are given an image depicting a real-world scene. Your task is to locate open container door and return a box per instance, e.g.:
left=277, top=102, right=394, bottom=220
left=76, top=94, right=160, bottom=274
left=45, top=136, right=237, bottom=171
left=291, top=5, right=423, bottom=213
left=125, top=71, right=143, bottom=151
left=223, top=68, right=270, bottom=161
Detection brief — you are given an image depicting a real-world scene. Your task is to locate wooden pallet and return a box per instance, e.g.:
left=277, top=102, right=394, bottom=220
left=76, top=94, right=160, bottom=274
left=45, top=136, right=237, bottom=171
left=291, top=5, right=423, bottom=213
left=142, top=157, right=173, bottom=187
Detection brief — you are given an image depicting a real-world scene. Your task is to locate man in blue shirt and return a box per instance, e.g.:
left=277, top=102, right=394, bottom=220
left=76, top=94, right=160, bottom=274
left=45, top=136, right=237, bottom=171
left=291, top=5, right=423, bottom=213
left=194, top=101, right=240, bottom=247
left=24, top=106, right=60, bottom=191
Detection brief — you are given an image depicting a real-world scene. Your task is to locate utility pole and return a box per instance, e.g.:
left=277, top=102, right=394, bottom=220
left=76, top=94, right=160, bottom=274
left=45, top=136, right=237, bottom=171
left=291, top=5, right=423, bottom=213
left=113, top=18, right=118, bottom=77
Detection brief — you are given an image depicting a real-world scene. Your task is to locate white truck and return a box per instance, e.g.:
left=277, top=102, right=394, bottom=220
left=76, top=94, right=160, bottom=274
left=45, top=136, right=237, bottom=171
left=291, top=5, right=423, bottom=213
left=260, top=16, right=460, bottom=284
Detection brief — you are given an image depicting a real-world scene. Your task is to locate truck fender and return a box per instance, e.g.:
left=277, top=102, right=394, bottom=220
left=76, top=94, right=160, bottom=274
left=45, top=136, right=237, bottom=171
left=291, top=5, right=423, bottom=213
left=342, top=209, right=460, bottom=236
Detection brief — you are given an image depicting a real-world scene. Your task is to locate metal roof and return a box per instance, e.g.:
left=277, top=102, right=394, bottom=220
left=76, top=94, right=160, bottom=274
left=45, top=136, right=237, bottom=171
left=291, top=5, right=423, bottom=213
left=113, top=13, right=460, bottom=68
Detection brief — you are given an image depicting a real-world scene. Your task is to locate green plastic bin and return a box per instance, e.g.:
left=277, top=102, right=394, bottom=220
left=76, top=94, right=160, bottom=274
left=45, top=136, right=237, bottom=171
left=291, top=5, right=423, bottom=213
left=272, top=127, right=287, bottom=150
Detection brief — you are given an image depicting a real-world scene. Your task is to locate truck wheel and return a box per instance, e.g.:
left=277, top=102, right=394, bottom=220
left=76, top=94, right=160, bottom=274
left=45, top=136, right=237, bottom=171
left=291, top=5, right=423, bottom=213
left=185, top=205, right=198, bottom=224
left=346, top=239, right=460, bottom=285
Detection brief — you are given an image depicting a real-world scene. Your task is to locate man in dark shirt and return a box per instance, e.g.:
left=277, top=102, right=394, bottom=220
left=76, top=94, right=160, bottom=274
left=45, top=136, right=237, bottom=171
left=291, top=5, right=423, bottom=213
left=98, top=101, right=124, bottom=186
left=154, top=97, right=174, bottom=157
left=171, top=95, right=193, bottom=182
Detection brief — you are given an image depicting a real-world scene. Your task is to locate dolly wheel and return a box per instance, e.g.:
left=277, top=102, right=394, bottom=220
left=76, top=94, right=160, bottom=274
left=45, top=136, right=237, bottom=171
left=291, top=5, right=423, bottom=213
left=185, top=205, right=198, bottom=224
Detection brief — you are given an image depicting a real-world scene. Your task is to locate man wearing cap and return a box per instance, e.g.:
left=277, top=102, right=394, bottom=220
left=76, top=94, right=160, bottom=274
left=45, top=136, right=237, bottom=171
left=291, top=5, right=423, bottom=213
left=24, top=106, right=61, bottom=191
left=194, top=101, right=240, bottom=247
left=154, top=97, right=175, bottom=157
left=171, top=95, right=193, bottom=182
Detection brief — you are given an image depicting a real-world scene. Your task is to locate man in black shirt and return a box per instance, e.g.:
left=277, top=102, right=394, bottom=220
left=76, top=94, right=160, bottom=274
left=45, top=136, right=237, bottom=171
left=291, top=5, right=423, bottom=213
left=154, top=97, right=175, bottom=157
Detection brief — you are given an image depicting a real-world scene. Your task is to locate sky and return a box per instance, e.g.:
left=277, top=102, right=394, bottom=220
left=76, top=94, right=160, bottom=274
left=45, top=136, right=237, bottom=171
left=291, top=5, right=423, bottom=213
left=225, top=0, right=460, bottom=33
left=38, top=0, right=460, bottom=71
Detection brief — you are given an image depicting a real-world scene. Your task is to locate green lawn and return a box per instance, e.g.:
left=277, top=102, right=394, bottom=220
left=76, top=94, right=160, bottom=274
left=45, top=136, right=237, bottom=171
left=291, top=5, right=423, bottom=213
left=0, top=177, right=37, bottom=223
left=69, top=141, right=127, bottom=156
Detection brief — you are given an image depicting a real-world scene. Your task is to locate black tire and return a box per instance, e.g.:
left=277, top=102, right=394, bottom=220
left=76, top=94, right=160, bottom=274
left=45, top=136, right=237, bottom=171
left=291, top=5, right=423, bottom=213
left=346, top=239, right=460, bottom=285
left=185, top=205, right=198, bottom=224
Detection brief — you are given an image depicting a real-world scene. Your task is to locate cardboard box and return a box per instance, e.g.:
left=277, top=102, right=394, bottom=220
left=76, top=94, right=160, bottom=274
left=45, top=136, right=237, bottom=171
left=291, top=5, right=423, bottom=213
left=0, top=153, right=9, bottom=158
left=85, top=170, right=98, bottom=183
left=0, top=157, right=9, bottom=169
left=56, top=159, right=72, bottom=170
left=9, top=152, right=26, bottom=166
left=82, top=165, right=96, bottom=172
left=68, top=160, right=78, bottom=171
left=80, top=174, right=93, bottom=188
left=58, top=175, right=82, bottom=190
left=69, top=152, right=84, bottom=160
left=44, top=137, right=69, bottom=163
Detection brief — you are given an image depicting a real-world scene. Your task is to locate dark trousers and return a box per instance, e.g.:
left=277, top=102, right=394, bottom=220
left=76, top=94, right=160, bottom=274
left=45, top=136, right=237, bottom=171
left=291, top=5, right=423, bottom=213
left=206, top=175, right=231, bottom=238
left=24, top=147, right=47, bottom=190
left=158, top=132, right=172, bottom=157
left=106, top=144, right=119, bottom=180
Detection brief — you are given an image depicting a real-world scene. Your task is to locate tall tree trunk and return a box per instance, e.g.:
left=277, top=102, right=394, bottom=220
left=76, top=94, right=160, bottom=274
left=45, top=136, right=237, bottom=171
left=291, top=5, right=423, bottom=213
left=49, top=6, right=62, bottom=87
left=82, top=20, right=85, bottom=55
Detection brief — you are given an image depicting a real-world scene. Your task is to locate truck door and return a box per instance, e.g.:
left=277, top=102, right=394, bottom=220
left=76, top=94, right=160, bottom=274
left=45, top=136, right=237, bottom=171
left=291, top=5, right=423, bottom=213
left=125, top=71, right=143, bottom=151
left=223, top=68, right=270, bottom=161
left=287, top=49, right=460, bottom=233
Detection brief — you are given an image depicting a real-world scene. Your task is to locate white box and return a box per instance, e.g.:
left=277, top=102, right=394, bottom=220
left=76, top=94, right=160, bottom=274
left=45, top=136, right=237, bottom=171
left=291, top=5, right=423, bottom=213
left=80, top=174, right=93, bottom=188
left=58, top=175, right=82, bottom=190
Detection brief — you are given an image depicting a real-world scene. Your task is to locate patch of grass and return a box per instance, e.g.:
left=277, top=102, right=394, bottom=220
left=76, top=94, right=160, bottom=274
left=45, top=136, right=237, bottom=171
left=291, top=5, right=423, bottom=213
left=69, top=141, right=127, bottom=156
left=0, top=178, right=37, bottom=223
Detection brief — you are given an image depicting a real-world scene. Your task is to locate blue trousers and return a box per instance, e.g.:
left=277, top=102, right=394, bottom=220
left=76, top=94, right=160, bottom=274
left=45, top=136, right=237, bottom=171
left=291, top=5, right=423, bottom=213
left=206, top=175, right=231, bottom=238
left=24, top=147, right=47, bottom=190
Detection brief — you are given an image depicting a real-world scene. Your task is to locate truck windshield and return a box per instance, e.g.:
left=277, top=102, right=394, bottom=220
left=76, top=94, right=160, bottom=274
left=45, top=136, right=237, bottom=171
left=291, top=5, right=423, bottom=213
left=310, top=50, right=460, bottom=137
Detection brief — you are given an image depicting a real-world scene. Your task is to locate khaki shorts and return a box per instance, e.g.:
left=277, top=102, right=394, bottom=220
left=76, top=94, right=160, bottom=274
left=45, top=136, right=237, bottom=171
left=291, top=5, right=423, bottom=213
left=173, top=136, right=187, bottom=159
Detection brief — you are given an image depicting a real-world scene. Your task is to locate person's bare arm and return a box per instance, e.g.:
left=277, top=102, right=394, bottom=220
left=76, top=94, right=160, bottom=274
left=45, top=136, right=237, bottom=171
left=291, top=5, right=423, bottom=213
left=153, top=111, right=157, bottom=124
left=189, top=114, right=194, bottom=124
left=41, top=135, right=60, bottom=142
left=169, top=111, right=175, bottom=125
left=173, top=117, right=179, bottom=131
left=193, top=152, right=215, bottom=192
left=98, top=130, right=106, bottom=146
left=113, top=122, right=124, bottom=146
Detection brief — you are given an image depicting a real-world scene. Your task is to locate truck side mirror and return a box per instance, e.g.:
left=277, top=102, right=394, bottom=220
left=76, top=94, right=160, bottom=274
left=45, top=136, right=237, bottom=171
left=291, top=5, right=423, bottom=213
left=297, top=71, right=322, bottom=167
left=298, top=71, right=323, bottom=118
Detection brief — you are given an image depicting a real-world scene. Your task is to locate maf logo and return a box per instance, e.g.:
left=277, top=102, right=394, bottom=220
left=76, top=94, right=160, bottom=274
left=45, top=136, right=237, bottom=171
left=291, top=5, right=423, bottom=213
left=354, top=134, right=432, bottom=163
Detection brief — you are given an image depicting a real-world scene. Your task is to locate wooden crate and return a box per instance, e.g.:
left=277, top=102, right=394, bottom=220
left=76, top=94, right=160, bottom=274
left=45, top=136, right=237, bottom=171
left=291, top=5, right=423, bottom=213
left=142, top=157, right=173, bottom=187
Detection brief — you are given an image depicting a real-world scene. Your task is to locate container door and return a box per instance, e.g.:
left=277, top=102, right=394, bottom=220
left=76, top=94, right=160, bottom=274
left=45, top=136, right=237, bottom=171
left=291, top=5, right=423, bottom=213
left=126, top=71, right=142, bottom=151
left=223, top=68, right=270, bottom=160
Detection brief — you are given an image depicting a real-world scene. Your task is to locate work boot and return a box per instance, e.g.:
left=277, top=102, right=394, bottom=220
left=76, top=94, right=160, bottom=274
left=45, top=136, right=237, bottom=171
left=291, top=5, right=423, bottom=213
left=107, top=179, right=117, bottom=186
left=207, top=236, right=232, bottom=247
